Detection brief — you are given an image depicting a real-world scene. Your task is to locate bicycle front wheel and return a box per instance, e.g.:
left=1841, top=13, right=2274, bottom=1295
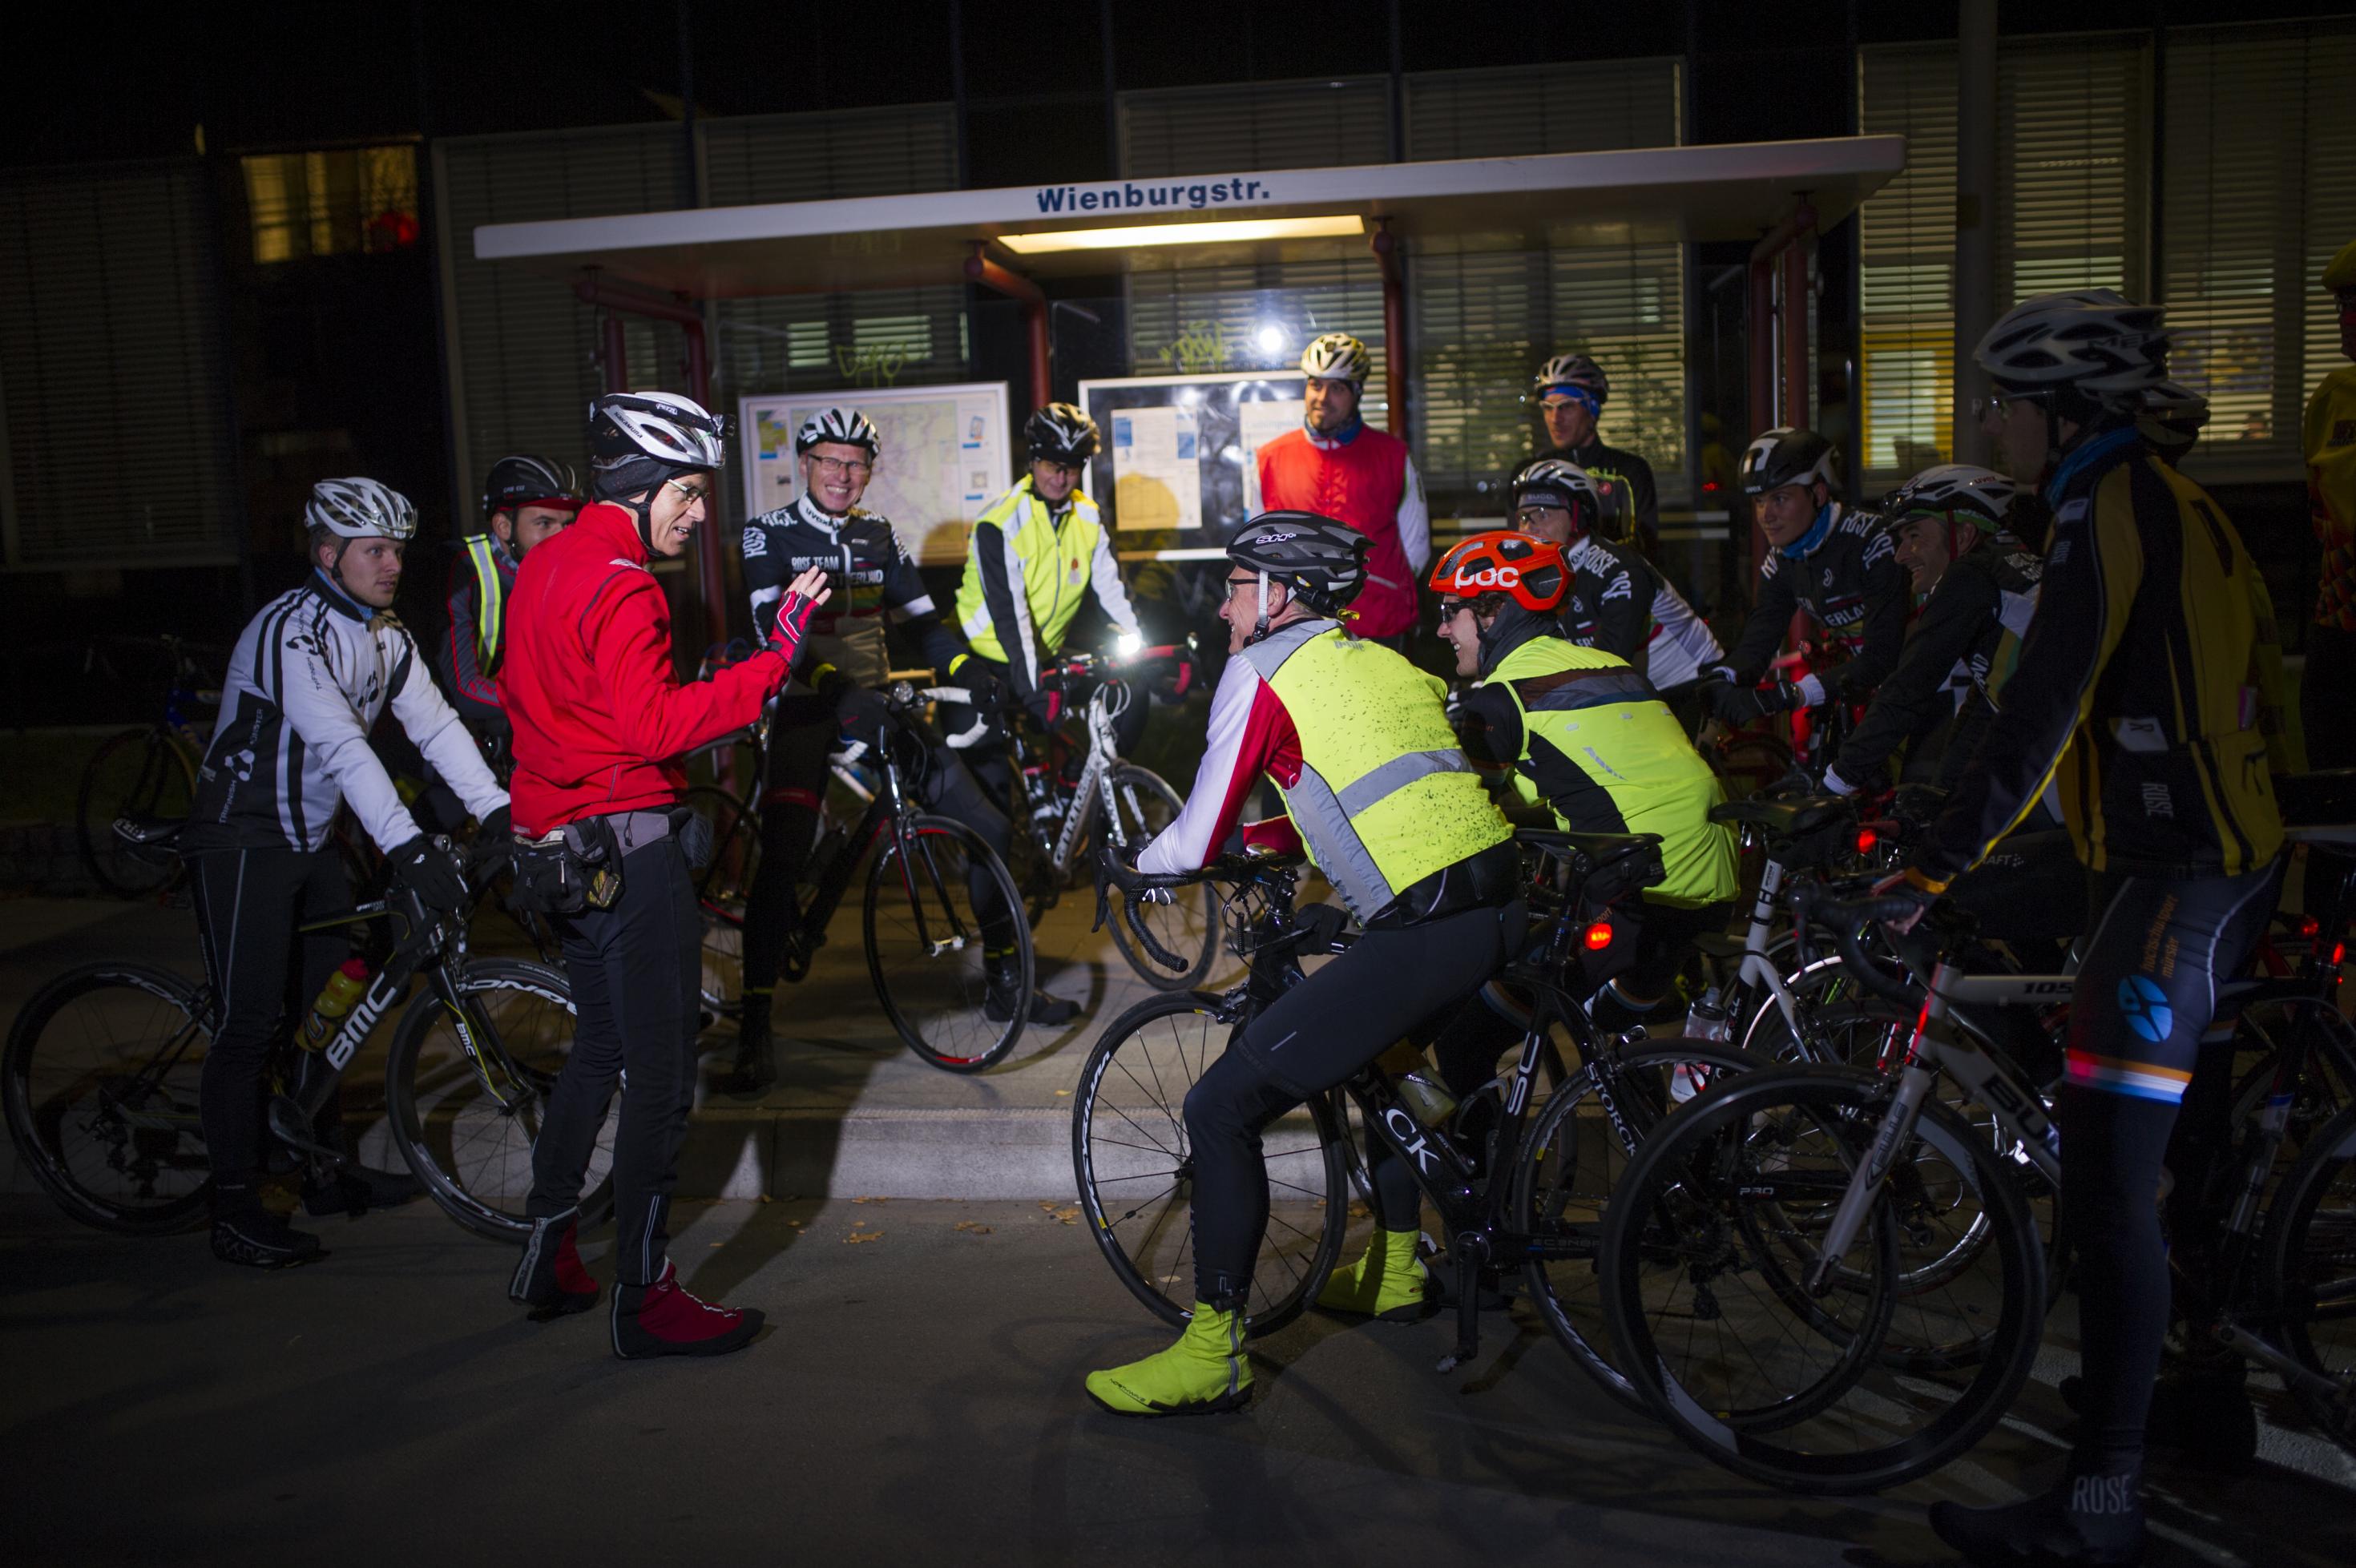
left=383, top=960, right=611, bottom=1241
left=863, top=814, right=1030, bottom=1073
left=1071, top=992, right=1351, bottom=1334
left=1601, top=1065, right=2045, bottom=1494
left=1100, top=764, right=1220, bottom=990
left=3, top=963, right=214, bottom=1231
left=2261, top=1101, right=2356, bottom=1449
left=75, top=728, right=196, bottom=898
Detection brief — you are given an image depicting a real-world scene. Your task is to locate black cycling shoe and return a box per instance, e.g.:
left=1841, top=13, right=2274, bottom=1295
left=212, top=1208, right=326, bottom=1269
left=728, top=996, right=777, bottom=1097
left=1928, top=1477, right=2144, bottom=1566
left=300, top=1163, right=423, bottom=1218
left=2055, top=1369, right=2257, bottom=1469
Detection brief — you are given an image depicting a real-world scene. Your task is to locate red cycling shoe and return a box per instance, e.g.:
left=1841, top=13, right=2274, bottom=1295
left=610, top=1260, right=763, bottom=1360
left=510, top=1208, right=600, bottom=1320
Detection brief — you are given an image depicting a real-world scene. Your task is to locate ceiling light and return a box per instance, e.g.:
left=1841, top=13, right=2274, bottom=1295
left=996, top=215, right=1365, bottom=255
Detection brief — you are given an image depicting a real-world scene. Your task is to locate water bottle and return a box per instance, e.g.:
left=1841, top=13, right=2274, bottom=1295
left=301, top=958, right=370, bottom=1052
left=1683, top=986, right=1733, bottom=1043
left=1398, top=1072, right=1458, bottom=1129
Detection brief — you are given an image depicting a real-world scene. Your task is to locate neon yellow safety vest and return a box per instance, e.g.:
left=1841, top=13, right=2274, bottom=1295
left=462, top=534, right=506, bottom=675
left=1240, top=619, right=1511, bottom=918
left=1489, top=635, right=1737, bottom=909
left=954, top=478, right=1111, bottom=669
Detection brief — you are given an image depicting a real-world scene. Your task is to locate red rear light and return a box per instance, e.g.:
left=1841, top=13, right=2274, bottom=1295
left=2334, top=941, right=2347, bottom=967
left=1583, top=921, right=1614, bottom=951
left=2295, top=914, right=2321, bottom=939
left=1856, top=827, right=1879, bottom=854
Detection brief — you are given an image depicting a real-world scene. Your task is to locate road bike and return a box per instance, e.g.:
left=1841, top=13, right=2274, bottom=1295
left=74, top=635, right=219, bottom=897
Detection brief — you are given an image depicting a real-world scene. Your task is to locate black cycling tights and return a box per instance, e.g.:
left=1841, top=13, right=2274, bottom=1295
left=1181, top=900, right=1527, bottom=1310
left=2060, top=861, right=2277, bottom=1485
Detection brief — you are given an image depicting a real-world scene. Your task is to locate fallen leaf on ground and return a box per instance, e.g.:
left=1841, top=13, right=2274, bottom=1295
left=954, top=1221, right=993, bottom=1235
left=1043, top=1205, right=1081, bottom=1224
left=1054, top=1089, right=1070, bottom=1097
left=853, top=1195, right=888, bottom=1205
left=845, top=1229, right=884, bottom=1244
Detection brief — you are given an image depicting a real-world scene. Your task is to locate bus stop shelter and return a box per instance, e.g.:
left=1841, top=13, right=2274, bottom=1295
left=474, top=135, right=1906, bottom=640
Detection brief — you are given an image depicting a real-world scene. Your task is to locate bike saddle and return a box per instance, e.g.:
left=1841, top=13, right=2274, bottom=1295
left=112, top=816, right=185, bottom=848
left=1709, top=795, right=1848, bottom=839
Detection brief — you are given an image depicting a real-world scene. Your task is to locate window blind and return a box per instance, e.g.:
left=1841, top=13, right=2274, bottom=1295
left=1858, top=44, right=1959, bottom=480
left=1118, top=77, right=1393, bottom=178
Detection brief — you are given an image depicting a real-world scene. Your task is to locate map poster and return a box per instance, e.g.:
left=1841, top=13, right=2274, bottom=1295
left=1079, top=373, right=1309, bottom=540
left=740, top=382, right=1011, bottom=565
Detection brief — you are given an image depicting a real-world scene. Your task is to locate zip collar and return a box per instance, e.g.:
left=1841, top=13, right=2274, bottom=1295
left=2042, top=423, right=2143, bottom=507
left=1305, top=414, right=1364, bottom=450
left=785, top=490, right=849, bottom=538
left=578, top=501, right=653, bottom=566
left=307, top=567, right=375, bottom=622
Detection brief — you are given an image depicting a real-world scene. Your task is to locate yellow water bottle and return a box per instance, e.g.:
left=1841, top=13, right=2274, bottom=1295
left=301, top=959, right=370, bottom=1052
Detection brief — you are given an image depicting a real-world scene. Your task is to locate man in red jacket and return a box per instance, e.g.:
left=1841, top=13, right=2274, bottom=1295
left=502, top=389, right=828, bottom=1360
left=1254, top=333, right=1430, bottom=644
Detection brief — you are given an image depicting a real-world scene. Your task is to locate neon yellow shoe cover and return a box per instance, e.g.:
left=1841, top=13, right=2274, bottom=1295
left=1316, top=1227, right=1430, bottom=1318
left=1084, top=1304, right=1253, bottom=1416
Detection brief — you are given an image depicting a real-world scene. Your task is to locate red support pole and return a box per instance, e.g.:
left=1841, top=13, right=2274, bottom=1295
left=1371, top=224, right=1406, bottom=437
left=601, top=312, right=629, bottom=395
left=1746, top=258, right=1775, bottom=441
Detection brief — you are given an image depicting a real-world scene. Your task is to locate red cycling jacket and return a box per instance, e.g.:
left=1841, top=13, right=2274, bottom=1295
left=504, top=502, right=789, bottom=834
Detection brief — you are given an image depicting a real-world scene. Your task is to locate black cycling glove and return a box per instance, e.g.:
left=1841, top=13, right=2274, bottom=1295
left=387, top=835, right=467, bottom=915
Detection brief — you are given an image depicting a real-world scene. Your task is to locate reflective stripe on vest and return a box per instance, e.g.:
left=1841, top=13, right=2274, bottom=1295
left=464, top=534, right=506, bottom=675
left=1242, top=620, right=1508, bottom=918
left=954, top=480, right=1106, bottom=663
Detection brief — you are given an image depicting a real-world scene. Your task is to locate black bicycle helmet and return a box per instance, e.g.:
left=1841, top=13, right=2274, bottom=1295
left=1738, top=427, right=1840, bottom=498
left=1025, top=402, right=1100, bottom=465
left=1228, top=511, right=1369, bottom=643
left=482, top=453, right=583, bottom=518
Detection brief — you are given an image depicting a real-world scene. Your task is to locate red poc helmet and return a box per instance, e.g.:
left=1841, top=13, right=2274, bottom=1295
left=1427, top=530, right=1568, bottom=615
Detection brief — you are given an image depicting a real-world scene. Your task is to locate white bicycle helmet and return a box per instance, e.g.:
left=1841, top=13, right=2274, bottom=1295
left=1881, top=463, right=2016, bottom=528
left=1974, top=289, right=2168, bottom=401
left=589, top=390, right=728, bottom=474
left=1532, top=353, right=1608, bottom=405
left=1511, top=458, right=1606, bottom=537
left=1300, top=332, right=1370, bottom=387
left=306, top=478, right=418, bottom=541
left=795, top=407, right=881, bottom=456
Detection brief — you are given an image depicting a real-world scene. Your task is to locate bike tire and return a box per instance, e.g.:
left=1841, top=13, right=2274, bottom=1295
left=863, top=814, right=1031, bottom=1073
left=1071, top=990, right=1350, bottom=1335
left=1100, top=764, right=1220, bottom=991
left=382, top=959, right=613, bottom=1242
left=3, top=963, right=215, bottom=1232
left=1602, top=1064, right=2045, bottom=1494
left=75, top=727, right=197, bottom=898
left=1513, top=1039, right=1763, bottom=1413
left=2258, top=1099, right=2356, bottom=1449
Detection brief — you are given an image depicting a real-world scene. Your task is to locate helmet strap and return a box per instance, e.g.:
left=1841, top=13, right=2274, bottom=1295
left=1245, top=570, right=1275, bottom=647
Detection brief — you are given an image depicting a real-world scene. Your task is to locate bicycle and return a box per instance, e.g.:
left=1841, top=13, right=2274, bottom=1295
left=695, top=680, right=1035, bottom=1073
left=1596, top=835, right=2356, bottom=1494
left=74, top=635, right=219, bottom=898
left=962, top=641, right=1218, bottom=990
left=4, top=822, right=610, bottom=1242
left=1072, top=834, right=1761, bottom=1409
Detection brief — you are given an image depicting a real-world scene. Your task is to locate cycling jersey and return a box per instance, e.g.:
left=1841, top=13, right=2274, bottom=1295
left=1912, top=428, right=2287, bottom=888
left=438, top=534, right=514, bottom=729
left=1257, top=418, right=1431, bottom=640
left=1558, top=534, right=1724, bottom=689
left=1722, top=503, right=1909, bottom=704
left=1514, top=438, right=1660, bottom=552
left=1830, top=533, right=2042, bottom=792
left=741, top=493, right=961, bottom=688
left=952, top=477, right=1140, bottom=703
left=2306, top=363, right=2356, bottom=631
left=185, top=570, right=506, bottom=857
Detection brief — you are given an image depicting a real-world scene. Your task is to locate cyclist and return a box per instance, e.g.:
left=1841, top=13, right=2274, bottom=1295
left=1702, top=428, right=1908, bottom=736
left=437, top=454, right=583, bottom=740
left=502, top=389, right=829, bottom=1359
left=1432, top=531, right=1737, bottom=1043
left=183, top=478, right=511, bottom=1268
left=1511, top=352, right=1660, bottom=556
left=733, top=408, right=1058, bottom=1088
left=1089, top=513, right=1523, bottom=1415
left=1510, top=458, right=1724, bottom=733
left=1819, top=465, right=2040, bottom=798
left=2305, top=238, right=2356, bottom=769
left=1894, top=292, right=2286, bottom=1566
left=1255, top=333, right=1430, bottom=644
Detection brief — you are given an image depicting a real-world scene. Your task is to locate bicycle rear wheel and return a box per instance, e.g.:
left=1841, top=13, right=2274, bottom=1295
left=1071, top=992, right=1352, bottom=1334
left=863, top=814, right=1030, bottom=1073
left=2261, top=1101, right=2356, bottom=1449
left=382, top=960, right=612, bottom=1241
left=1601, top=1065, right=2045, bottom=1494
left=1100, top=764, right=1220, bottom=990
left=75, top=728, right=196, bottom=898
left=3, top=963, right=214, bottom=1231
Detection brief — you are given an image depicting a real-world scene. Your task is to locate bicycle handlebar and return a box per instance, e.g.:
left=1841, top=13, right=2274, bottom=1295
left=1787, top=883, right=1933, bottom=1010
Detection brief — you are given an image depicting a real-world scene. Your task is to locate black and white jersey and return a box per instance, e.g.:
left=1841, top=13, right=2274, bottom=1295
left=741, top=493, right=960, bottom=689
left=1559, top=534, right=1725, bottom=689
left=184, top=572, right=506, bottom=856
left=1723, top=505, right=1910, bottom=705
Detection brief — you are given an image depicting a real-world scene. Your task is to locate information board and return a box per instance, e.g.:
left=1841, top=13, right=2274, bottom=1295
left=1077, top=373, right=1308, bottom=541
left=739, top=382, right=1011, bottom=564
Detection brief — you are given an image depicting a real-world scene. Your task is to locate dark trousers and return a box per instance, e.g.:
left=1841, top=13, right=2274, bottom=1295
left=188, top=846, right=352, bottom=1189
left=1181, top=899, right=1527, bottom=1308
left=527, top=830, right=703, bottom=1288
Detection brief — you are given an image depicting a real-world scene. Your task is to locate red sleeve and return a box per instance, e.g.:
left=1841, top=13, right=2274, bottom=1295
left=1137, top=655, right=1299, bottom=874
left=588, top=572, right=788, bottom=761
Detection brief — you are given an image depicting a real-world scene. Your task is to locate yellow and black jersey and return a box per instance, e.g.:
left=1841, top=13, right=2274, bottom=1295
left=1914, top=427, right=2285, bottom=887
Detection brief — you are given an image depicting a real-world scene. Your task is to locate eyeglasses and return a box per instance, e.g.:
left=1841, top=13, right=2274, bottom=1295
left=1971, top=389, right=2050, bottom=425
left=1512, top=505, right=1566, bottom=529
left=809, top=455, right=873, bottom=479
left=1221, top=574, right=1259, bottom=603
left=664, top=478, right=712, bottom=505
left=1438, top=597, right=1472, bottom=619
